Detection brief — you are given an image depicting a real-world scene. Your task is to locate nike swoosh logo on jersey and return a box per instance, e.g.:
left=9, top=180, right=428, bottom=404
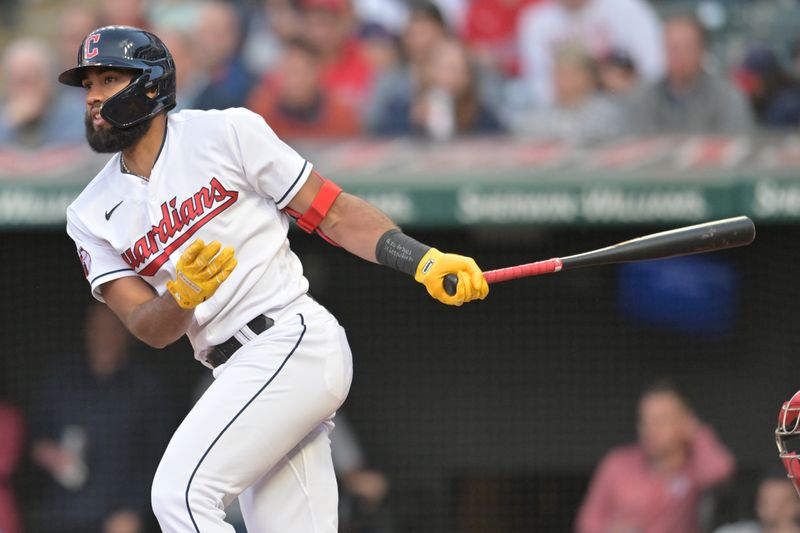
left=105, top=200, right=124, bottom=220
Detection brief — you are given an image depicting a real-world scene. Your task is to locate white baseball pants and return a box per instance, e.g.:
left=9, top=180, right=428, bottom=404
left=151, top=302, right=353, bottom=532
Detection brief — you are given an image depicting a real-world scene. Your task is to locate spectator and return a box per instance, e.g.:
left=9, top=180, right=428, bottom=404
left=416, top=38, right=504, bottom=138
left=734, top=45, right=800, bottom=128
left=149, top=1, right=201, bottom=31
left=713, top=471, right=800, bottom=533
left=243, top=0, right=303, bottom=76
left=359, top=23, right=401, bottom=75
left=365, top=1, right=450, bottom=133
left=510, top=43, right=624, bottom=144
left=628, top=16, right=754, bottom=135
left=0, top=38, right=84, bottom=149
left=157, top=27, right=207, bottom=111
left=462, top=0, right=541, bottom=77
left=597, top=49, right=639, bottom=97
left=29, top=303, right=171, bottom=533
left=190, top=0, right=255, bottom=110
left=56, top=7, right=100, bottom=72
left=247, top=38, right=360, bottom=139
left=302, top=0, right=375, bottom=112
left=380, top=37, right=503, bottom=138
left=98, top=0, right=149, bottom=28
left=0, top=389, right=24, bottom=533
left=576, top=381, right=735, bottom=533
left=517, top=0, right=664, bottom=106
left=351, top=0, right=408, bottom=34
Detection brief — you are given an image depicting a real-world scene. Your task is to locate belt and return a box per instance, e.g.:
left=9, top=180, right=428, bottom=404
left=205, top=314, right=275, bottom=368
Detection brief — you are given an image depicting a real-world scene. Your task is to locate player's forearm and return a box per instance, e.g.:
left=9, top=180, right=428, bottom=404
left=102, top=277, right=194, bottom=348
left=318, top=191, right=488, bottom=306
left=102, top=241, right=235, bottom=348
left=124, top=292, right=194, bottom=348
left=320, top=192, right=398, bottom=262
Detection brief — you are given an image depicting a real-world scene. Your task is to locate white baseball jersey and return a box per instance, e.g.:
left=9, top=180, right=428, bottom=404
left=66, top=107, right=315, bottom=361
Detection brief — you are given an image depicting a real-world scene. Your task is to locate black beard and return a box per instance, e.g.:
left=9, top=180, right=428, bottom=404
left=84, top=112, right=151, bottom=153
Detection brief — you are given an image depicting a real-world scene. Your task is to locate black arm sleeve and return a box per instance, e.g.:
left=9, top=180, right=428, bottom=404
left=375, top=229, right=431, bottom=277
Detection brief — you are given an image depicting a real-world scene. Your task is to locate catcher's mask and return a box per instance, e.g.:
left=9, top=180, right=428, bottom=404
left=776, top=390, right=800, bottom=496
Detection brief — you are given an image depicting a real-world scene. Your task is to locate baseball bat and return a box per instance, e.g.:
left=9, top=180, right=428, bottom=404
left=443, top=216, right=756, bottom=296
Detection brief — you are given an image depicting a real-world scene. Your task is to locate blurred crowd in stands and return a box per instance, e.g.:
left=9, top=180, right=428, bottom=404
left=1, top=0, right=800, bottom=152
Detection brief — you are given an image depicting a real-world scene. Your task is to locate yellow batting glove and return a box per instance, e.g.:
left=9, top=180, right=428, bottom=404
left=414, top=248, right=489, bottom=306
left=166, top=239, right=238, bottom=309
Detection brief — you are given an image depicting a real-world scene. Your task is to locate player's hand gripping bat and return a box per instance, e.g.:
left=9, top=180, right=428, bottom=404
left=444, top=216, right=756, bottom=296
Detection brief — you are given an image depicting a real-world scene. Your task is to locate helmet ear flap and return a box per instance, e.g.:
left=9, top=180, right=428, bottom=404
left=100, top=77, right=160, bottom=128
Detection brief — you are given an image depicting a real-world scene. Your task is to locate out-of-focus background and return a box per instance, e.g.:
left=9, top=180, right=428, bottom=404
left=2, top=0, right=800, bottom=532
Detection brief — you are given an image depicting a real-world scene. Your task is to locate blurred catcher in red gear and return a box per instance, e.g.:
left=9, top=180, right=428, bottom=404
left=776, top=390, right=800, bottom=495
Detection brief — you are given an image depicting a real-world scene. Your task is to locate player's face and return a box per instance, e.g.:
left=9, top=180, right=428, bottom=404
left=80, top=68, right=152, bottom=153
left=81, top=68, right=135, bottom=130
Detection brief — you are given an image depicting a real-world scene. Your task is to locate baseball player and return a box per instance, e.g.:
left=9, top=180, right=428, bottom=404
left=60, top=26, right=488, bottom=533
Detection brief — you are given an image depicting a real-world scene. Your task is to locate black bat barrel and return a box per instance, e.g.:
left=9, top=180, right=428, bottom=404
left=560, top=216, right=756, bottom=271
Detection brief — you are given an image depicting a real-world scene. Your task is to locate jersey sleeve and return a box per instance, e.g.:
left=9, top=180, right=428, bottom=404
left=66, top=208, right=138, bottom=302
left=226, top=107, right=313, bottom=209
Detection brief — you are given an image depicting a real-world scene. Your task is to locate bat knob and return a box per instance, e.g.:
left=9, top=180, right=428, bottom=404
left=443, top=274, right=458, bottom=296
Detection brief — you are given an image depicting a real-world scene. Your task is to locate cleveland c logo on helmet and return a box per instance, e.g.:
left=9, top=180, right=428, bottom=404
left=84, top=33, right=100, bottom=59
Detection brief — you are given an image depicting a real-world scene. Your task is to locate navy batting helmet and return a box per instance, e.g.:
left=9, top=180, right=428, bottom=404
left=58, top=26, right=176, bottom=129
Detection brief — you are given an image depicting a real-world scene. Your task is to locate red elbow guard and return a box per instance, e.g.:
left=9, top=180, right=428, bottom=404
left=296, top=178, right=343, bottom=234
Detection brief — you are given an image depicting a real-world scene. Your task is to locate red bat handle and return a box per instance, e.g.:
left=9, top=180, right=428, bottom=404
left=443, top=258, right=563, bottom=296
left=484, top=258, right=563, bottom=284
